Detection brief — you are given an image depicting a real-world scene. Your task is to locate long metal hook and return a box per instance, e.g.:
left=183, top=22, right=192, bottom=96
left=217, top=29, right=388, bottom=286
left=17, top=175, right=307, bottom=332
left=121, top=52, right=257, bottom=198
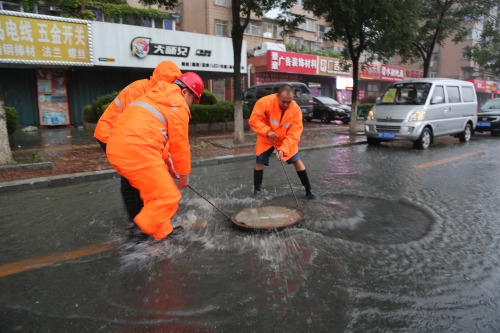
left=187, top=185, right=232, bottom=220
left=268, top=138, right=299, bottom=207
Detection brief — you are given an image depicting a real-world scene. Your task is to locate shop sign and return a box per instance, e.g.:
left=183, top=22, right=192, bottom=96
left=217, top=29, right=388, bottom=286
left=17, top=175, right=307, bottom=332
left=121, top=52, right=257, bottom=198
left=267, top=50, right=317, bottom=74
left=254, top=72, right=299, bottom=85
left=92, top=21, right=245, bottom=73
left=36, top=68, right=70, bottom=125
left=0, top=12, right=92, bottom=65
left=359, top=63, right=404, bottom=82
left=318, top=56, right=352, bottom=76
left=467, top=79, right=498, bottom=93
left=405, top=69, right=424, bottom=79
left=379, top=64, right=404, bottom=82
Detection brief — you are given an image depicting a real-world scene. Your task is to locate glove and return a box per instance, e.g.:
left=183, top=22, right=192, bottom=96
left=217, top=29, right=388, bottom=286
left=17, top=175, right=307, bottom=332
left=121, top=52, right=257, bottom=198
left=165, top=158, right=179, bottom=179
left=177, top=174, right=189, bottom=189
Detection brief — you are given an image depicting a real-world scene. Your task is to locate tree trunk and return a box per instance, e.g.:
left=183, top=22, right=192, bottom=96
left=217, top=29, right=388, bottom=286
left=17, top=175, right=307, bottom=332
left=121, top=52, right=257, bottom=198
left=0, top=83, right=12, bottom=165
left=349, top=58, right=360, bottom=135
left=232, top=0, right=245, bottom=144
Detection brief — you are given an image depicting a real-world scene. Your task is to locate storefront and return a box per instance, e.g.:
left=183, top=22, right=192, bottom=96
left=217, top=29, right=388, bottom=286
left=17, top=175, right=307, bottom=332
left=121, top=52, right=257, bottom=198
left=465, top=79, right=498, bottom=106
left=0, top=11, right=245, bottom=125
left=357, top=63, right=406, bottom=101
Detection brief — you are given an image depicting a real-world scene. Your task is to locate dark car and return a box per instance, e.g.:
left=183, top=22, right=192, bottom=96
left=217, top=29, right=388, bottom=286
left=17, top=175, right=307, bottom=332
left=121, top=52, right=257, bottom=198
left=305, top=96, right=352, bottom=124
left=476, top=98, right=500, bottom=136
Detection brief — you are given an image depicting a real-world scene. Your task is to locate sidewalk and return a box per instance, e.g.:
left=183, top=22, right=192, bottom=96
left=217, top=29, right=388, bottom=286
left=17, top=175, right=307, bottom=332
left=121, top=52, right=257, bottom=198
left=0, top=120, right=366, bottom=188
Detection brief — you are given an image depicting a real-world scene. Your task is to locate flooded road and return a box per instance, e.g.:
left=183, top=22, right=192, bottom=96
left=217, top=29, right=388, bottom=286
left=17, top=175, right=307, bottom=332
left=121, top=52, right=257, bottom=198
left=1, top=136, right=500, bottom=332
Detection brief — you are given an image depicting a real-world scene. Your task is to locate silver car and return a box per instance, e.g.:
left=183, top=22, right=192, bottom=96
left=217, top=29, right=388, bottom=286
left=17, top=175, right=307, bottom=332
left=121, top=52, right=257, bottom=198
left=365, top=78, right=477, bottom=149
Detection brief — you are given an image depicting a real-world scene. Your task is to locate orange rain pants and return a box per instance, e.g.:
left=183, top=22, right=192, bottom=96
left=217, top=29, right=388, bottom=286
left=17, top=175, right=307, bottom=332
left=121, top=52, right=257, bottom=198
left=94, top=60, right=182, bottom=144
left=248, top=93, right=304, bottom=161
left=106, top=81, right=191, bottom=240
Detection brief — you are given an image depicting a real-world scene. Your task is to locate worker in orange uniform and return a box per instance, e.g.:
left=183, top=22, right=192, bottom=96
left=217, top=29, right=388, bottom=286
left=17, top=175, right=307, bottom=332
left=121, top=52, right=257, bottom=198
left=249, top=84, right=318, bottom=200
left=94, top=61, right=182, bottom=223
left=106, top=72, right=204, bottom=242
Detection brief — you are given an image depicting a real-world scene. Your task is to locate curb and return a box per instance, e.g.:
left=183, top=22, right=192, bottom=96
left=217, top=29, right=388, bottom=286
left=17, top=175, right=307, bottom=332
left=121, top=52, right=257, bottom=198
left=0, top=140, right=367, bottom=192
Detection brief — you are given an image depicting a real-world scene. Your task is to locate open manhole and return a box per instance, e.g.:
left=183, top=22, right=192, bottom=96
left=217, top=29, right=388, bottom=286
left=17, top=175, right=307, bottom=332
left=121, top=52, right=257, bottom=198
left=231, top=205, right=304, bottom=231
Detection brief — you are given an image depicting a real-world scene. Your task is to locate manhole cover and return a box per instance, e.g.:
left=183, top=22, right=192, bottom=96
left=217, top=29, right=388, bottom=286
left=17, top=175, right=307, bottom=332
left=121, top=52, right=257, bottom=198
left=231, top=206, right=304, bottom=231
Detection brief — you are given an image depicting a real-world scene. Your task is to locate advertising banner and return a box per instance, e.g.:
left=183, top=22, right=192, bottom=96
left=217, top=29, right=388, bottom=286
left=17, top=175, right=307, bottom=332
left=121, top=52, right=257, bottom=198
left=91, top=21, right=246, bottom=73
left=318, top=56, right=352, bottom=76
left=359, top=63, right=404, bottom=82
left=267, top=50, right=317, bottom=74
left=254, top=72, right=299, bottom=85
left=405, top=69, right=424, bottom=79
left=36, top=68, right=70, bottom=125
left=466, top=79, right=498, bottom=93
left=0, top=11, right=92, bottom=65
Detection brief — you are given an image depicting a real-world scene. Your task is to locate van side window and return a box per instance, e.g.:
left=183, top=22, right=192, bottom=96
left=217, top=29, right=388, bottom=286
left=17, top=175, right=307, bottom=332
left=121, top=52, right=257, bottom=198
left=446, top=86, right=461, bottom=103
left=432, top=86, right=445, bottom=103
left=256, top=87, right=272, bottom=99
left=293, top=84, right=312, bottom=98
left=244, top=88, right=255, bottom=99
left=462, top=86, right=475, bottom=102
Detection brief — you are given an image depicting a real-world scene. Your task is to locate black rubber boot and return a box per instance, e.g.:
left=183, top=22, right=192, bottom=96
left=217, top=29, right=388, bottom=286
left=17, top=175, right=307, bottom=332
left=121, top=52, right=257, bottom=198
left=254, top=169, right=263, bottom=196
left=127, top=225, right=149, bottom=244
left=121, top=176, right=144, bottom=221
left=297, top=169, right=319, bottom=200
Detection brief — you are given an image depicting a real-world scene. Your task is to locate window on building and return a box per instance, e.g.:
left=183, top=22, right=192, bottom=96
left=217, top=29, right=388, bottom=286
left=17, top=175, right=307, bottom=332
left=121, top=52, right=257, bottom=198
left=430, top=71, right=437, bottom=78
left=299, top=18, right=315, bottom=32
left=243, top=20, right=262, bottom=36
left=212, top=79, right=226, bottom=101
left=462, top=70, right=471, bottom=79
left=432, top=53, right=438, bottom=62
left=462, top=48, right=469, bottom=59
left=295, top=0, right=304, bottom=5
left=35, top=5, right=61, bottom=16
left=262, top=23, right=283, bottom=39
left=215, top=20, right=229, bottom=37
left=141, top=16, right=153, bottom=28
left=92, top=9, right=104, bottom=22
left=470, top=28, right=482, bottom=41
left=215, top=0, right=227, bottom=5
left=0, top=1, right=22, bottom=11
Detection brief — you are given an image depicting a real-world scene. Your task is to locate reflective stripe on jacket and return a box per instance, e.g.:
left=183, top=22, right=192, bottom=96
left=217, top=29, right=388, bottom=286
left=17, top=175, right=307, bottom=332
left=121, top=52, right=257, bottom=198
left=94, top=60, right=182, bottom=143
left=248, top=93, right=303, bottom=161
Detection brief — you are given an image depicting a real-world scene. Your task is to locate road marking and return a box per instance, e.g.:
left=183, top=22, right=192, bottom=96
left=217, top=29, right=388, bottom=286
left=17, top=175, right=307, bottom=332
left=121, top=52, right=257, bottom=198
left=414, top=150, right=486, bottom=169
left=0, top=241, right=122, bottom=278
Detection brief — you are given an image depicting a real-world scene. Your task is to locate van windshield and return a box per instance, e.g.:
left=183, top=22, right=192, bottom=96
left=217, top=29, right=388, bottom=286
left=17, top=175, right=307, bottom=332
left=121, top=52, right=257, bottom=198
left=377, top=82, right=432, bottom=106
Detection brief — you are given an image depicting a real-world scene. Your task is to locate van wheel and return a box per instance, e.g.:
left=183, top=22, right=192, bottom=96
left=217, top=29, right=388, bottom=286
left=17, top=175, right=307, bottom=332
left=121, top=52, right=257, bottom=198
left=459, top=124, right=472, bottom=143
left=320, top=111, right=331, bottom=123
left=415, top=128, right=432, bottom=149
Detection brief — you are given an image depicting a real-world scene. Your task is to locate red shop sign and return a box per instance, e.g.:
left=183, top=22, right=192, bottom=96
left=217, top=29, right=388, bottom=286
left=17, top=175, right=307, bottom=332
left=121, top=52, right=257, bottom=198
left=267, top=50, right=317, bottom=74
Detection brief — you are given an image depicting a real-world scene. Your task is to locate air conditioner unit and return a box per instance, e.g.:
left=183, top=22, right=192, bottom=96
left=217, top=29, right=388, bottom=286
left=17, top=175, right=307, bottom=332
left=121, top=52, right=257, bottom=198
left=49, top=6, right=61, bottom=11
left=430, top=61, right=434, bottom=67
left=316, top=36, right=323, bottom=42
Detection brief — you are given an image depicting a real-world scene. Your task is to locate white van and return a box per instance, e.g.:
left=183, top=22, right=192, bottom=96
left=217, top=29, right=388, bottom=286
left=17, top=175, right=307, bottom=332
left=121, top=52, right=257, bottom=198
left=365, top=78, right=477, bottom=149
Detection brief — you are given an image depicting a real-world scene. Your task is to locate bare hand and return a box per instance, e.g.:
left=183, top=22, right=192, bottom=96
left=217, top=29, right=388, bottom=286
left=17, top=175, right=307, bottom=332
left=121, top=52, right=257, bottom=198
left=165, top=158, right=179, bottom=179
left=276, top=150, right=284, bottom=161
left=177, top=174, right=189, bottom=189
left=267, top=131, right=278, bottom=138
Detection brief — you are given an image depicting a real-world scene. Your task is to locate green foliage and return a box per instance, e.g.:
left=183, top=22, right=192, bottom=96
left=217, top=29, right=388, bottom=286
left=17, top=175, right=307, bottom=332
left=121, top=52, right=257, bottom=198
left=21, top=0, right=37, bottom=12
left=190, top=101, right=250, bottom=124
left=82, top=91, right=118, bottom=123
left=31, top=150, right=43, bottom=163
left=5, top=106, right=18, bottom=135
left=357, top=103, right=375, bottom=118
left=200, top=90, right=218, bottom=105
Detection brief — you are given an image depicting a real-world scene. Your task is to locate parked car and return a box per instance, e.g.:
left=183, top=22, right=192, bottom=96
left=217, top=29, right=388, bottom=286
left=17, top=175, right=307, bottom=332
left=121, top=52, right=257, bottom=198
left=365, top=78, right=477, bottom=149
left=476, top=98, right=500, bottom=136
left=242, top=82, right=314, bottom=119
left=305, top=96, right=352, bottom=124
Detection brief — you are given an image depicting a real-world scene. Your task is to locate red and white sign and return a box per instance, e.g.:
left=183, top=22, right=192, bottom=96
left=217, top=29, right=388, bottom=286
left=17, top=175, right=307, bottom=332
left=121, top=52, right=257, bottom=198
left=358, top=90, right=365, bottom=100
left=359, top=63, right=405, bottom=82
left=466, top=79, right=498, bottom=93
left=254, top=72, right=300, bottom=85
left=379, top=65, right=404, bottom=82
left=267, top=50, right=317, bottom=74
left=405, top=69, right=424, bottom=79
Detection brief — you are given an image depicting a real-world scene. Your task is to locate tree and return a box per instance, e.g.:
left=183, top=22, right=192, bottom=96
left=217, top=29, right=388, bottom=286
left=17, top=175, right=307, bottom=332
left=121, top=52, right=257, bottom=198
left=465, top=19, right=500, bottom=76
left=0, top=83, right=13, bottom=165
left=303, top=0, right=421, bottom=135
left=399, top=0, right=496, bottom=78
left=231, top=0, right=303, bottom=144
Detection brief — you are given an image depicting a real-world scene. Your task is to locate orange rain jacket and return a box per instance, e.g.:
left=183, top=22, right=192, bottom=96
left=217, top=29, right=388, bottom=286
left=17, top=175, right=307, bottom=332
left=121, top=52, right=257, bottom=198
left=249, top=93, right=304, bottom=162
left=94, top=60, right=182, bottom=144
left=106, top=81, right=191, bottom=240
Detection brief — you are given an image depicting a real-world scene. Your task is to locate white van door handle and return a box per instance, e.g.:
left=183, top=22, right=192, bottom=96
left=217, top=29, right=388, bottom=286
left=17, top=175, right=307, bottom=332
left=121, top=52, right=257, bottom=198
left=444, top=107, right=448, bottom=113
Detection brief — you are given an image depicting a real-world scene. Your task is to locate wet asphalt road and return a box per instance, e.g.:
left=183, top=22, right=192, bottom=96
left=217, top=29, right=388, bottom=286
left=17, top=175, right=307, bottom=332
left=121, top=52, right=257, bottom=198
left=1, top=135, right=500, bottom=332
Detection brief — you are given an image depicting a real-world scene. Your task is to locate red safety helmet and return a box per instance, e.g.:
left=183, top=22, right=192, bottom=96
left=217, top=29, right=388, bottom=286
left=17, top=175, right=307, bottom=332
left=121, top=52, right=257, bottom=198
left=176, top=72, right=204, bottom=103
